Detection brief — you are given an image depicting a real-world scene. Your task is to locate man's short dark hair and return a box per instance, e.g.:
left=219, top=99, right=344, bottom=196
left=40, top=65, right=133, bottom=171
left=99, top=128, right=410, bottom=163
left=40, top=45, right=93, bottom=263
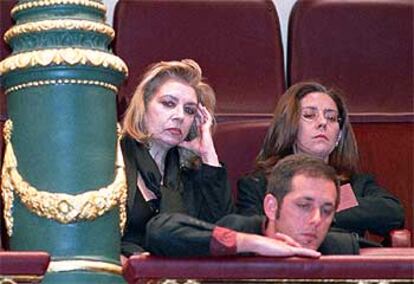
left=266, top=154, right=340, bottom=210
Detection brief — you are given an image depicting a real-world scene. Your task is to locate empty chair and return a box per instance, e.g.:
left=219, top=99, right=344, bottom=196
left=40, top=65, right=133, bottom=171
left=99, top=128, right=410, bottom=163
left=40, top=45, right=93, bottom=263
left=352, top=119, right=414, bottom=245
left=288, top=0, right=413, bottom=113
left=214, top=119, right=270, bottom=197
left=112, top=0, right=285, bottom=120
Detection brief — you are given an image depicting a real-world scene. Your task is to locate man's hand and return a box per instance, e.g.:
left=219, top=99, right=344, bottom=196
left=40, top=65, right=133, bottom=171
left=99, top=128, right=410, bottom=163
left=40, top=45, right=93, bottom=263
left=236, top=232, right=321, bottom=258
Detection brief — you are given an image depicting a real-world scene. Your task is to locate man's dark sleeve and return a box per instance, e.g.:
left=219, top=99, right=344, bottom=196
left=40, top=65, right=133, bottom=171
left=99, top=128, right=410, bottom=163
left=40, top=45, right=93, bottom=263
left=216, top=214, right=264, bottom=235
left=319, top=230, right=360, bottom=255
left=334, top=174, right=405, bottom=237
left=236, top=175, right=267, bottom=216
left=145, top=213, right=237, bottom=257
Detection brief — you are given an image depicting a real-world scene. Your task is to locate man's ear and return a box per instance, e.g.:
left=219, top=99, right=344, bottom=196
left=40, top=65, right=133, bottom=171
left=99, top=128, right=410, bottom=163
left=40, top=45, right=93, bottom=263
left=263, top=193, right=278, bottom=221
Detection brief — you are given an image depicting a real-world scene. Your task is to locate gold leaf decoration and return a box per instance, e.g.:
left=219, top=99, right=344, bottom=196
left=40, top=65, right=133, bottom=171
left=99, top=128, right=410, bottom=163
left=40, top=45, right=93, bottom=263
left=5, top=79, right=118, bottom=95
left=0, top=48, right=128, bottom=75
left=1, top=120, right=128, bottom=236
left=11, top=0, right=106, bottom=16
left=4, top=19, right=115, bottom=43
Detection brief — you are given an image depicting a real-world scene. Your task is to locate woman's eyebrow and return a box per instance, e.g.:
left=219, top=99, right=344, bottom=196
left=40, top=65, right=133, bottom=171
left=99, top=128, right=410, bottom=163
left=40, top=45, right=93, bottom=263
left=159, top=94, right=178, bottom=101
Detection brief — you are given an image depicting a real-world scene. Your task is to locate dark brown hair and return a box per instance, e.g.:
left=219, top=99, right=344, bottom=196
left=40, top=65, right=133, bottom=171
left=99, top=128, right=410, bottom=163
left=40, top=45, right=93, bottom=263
left=267, top=154, right=340, bottom=210
left=256, top=81, right=359, bottom=179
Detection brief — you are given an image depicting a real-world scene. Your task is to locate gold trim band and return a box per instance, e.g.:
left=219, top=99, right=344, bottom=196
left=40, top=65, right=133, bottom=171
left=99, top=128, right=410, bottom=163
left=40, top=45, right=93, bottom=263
left=0, top=48, right=128, bottom=76
left=0, top=275, right=43, bottom=284
left=5, top=78, right=118, bottom=95
left=47, top=260, right=122, bottom=275
left=1, top=120, right=127, bottom=236
left=4, top=19, right=115, bottom=43
left=11, top=0, right=106, bottom=16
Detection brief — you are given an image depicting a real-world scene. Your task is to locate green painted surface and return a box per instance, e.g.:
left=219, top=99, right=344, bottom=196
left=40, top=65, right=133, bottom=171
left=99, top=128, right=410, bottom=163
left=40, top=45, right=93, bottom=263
left=11, top=201, right=121, bottom=259
left=43, top=271, right=126, bottom=284
left=8, top=83, right=117, bottom=194
left=1, top=0, right=128, bottom=282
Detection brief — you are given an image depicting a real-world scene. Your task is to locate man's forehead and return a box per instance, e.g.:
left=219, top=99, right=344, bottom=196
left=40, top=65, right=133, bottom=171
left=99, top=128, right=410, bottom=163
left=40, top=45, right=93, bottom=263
left=288, top=174, right=337, bottom=199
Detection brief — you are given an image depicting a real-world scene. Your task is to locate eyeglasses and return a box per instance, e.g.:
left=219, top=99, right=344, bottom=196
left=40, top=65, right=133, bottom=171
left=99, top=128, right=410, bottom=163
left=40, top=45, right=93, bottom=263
left=300, top=107, right=341, bottom=124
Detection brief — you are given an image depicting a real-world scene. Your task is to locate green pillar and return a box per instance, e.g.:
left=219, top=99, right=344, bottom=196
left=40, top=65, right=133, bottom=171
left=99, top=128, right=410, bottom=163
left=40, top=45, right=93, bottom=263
left=0, top=1, right=128, bottom=283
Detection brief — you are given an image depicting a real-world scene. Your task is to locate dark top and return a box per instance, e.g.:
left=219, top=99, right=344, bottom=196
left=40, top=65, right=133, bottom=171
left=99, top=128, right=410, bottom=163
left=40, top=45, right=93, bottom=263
left=121, top=135, right=233, bottom=256
left=145, top=213, right=360, bottom=256
left=236, top=171, right=405, bottom=237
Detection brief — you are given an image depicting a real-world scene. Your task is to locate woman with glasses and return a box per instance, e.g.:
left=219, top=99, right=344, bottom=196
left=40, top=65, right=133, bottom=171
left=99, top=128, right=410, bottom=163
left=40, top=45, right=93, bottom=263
left=236, top=81, right=404, bottom=240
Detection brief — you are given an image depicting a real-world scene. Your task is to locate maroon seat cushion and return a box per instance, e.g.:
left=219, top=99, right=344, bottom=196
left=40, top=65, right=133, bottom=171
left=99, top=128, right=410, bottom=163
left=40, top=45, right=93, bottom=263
left=390, top=229, right=412, bottom=248
left=288, top=0, right=413, bottom=113
left=214, top=119, right=270, bottom=197
left=352, top=119, right=414, bottom=245
left=112, top=0, right=285, bottom=119
left=123, top=252, right=414, bottom=283
left=0, top=251, right=50, bottom=276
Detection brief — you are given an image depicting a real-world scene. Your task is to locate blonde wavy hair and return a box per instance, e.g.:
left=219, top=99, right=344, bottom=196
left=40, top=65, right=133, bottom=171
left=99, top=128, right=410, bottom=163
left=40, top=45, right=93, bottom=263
left=122, top=59, right=216, bottom=143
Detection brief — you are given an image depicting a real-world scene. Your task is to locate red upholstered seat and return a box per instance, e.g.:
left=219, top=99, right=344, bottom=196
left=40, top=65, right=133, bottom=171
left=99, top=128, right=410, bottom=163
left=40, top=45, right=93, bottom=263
left=352, top=118, right=414, bottom=246
left=112, top=0, right=285, bottom=120
left=288, top=0, right=413, bottom=113
left=0, top=251, right=50, bottom=283
left=214, top=119, right=271, bottom=198
left=123, top=250, right=414, bottom=283
left=390, top=229, right=412, bottom=248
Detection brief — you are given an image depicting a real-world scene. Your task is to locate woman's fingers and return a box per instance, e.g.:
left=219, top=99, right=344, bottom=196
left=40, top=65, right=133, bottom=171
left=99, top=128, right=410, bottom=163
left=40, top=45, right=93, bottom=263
left=197, top=104, right=212, bottom=126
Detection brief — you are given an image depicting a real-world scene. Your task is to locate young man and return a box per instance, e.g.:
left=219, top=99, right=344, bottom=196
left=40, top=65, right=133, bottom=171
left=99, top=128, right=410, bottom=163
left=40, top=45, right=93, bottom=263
left=144, top=154, right=359, bottom=257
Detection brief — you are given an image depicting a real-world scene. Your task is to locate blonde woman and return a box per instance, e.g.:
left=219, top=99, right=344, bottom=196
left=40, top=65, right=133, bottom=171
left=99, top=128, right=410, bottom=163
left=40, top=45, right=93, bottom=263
left=120, top=59, right=233, bottom=257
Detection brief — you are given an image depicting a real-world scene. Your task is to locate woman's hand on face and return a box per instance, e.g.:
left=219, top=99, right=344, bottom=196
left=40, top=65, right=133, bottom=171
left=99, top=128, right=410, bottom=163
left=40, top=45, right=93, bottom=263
left=179, top=105, right=220, bottom=167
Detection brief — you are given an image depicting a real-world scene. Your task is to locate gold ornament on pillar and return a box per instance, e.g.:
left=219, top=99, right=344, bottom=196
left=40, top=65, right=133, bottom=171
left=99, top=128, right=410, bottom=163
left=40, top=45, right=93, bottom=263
left=1, top=120, right=128, bottom=237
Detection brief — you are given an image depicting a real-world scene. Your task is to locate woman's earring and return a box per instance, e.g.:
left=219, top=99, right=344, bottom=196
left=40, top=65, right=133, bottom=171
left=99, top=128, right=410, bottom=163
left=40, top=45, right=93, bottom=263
left=335, top=132, right=342, bottom=147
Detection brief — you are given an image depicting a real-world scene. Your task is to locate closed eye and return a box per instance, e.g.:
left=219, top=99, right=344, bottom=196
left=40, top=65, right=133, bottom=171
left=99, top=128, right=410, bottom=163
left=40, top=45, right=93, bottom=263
left=184, top=106, right=197, bottom=115
left=321, top=205, right=335, bottom=216
left=162, top=100, right=176, bottom=108
left=303, top=112, right=317, bottom=120
left=297, top=203, right=312, bottom=211
left=324, top=110, right=339, bottom=123
left=301, top=108, right=318, bottom=120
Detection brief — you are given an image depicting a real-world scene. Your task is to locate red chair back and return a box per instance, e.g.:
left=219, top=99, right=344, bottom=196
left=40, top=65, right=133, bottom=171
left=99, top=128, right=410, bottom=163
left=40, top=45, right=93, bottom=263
left=112, top=0, right=285, bottom=120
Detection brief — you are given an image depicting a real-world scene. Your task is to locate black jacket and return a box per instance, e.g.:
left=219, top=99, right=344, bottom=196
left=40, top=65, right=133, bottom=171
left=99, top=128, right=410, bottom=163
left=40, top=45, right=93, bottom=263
left=145, top=213, right=360, bottom=257
left=120, top=135, right=233, bottom=256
